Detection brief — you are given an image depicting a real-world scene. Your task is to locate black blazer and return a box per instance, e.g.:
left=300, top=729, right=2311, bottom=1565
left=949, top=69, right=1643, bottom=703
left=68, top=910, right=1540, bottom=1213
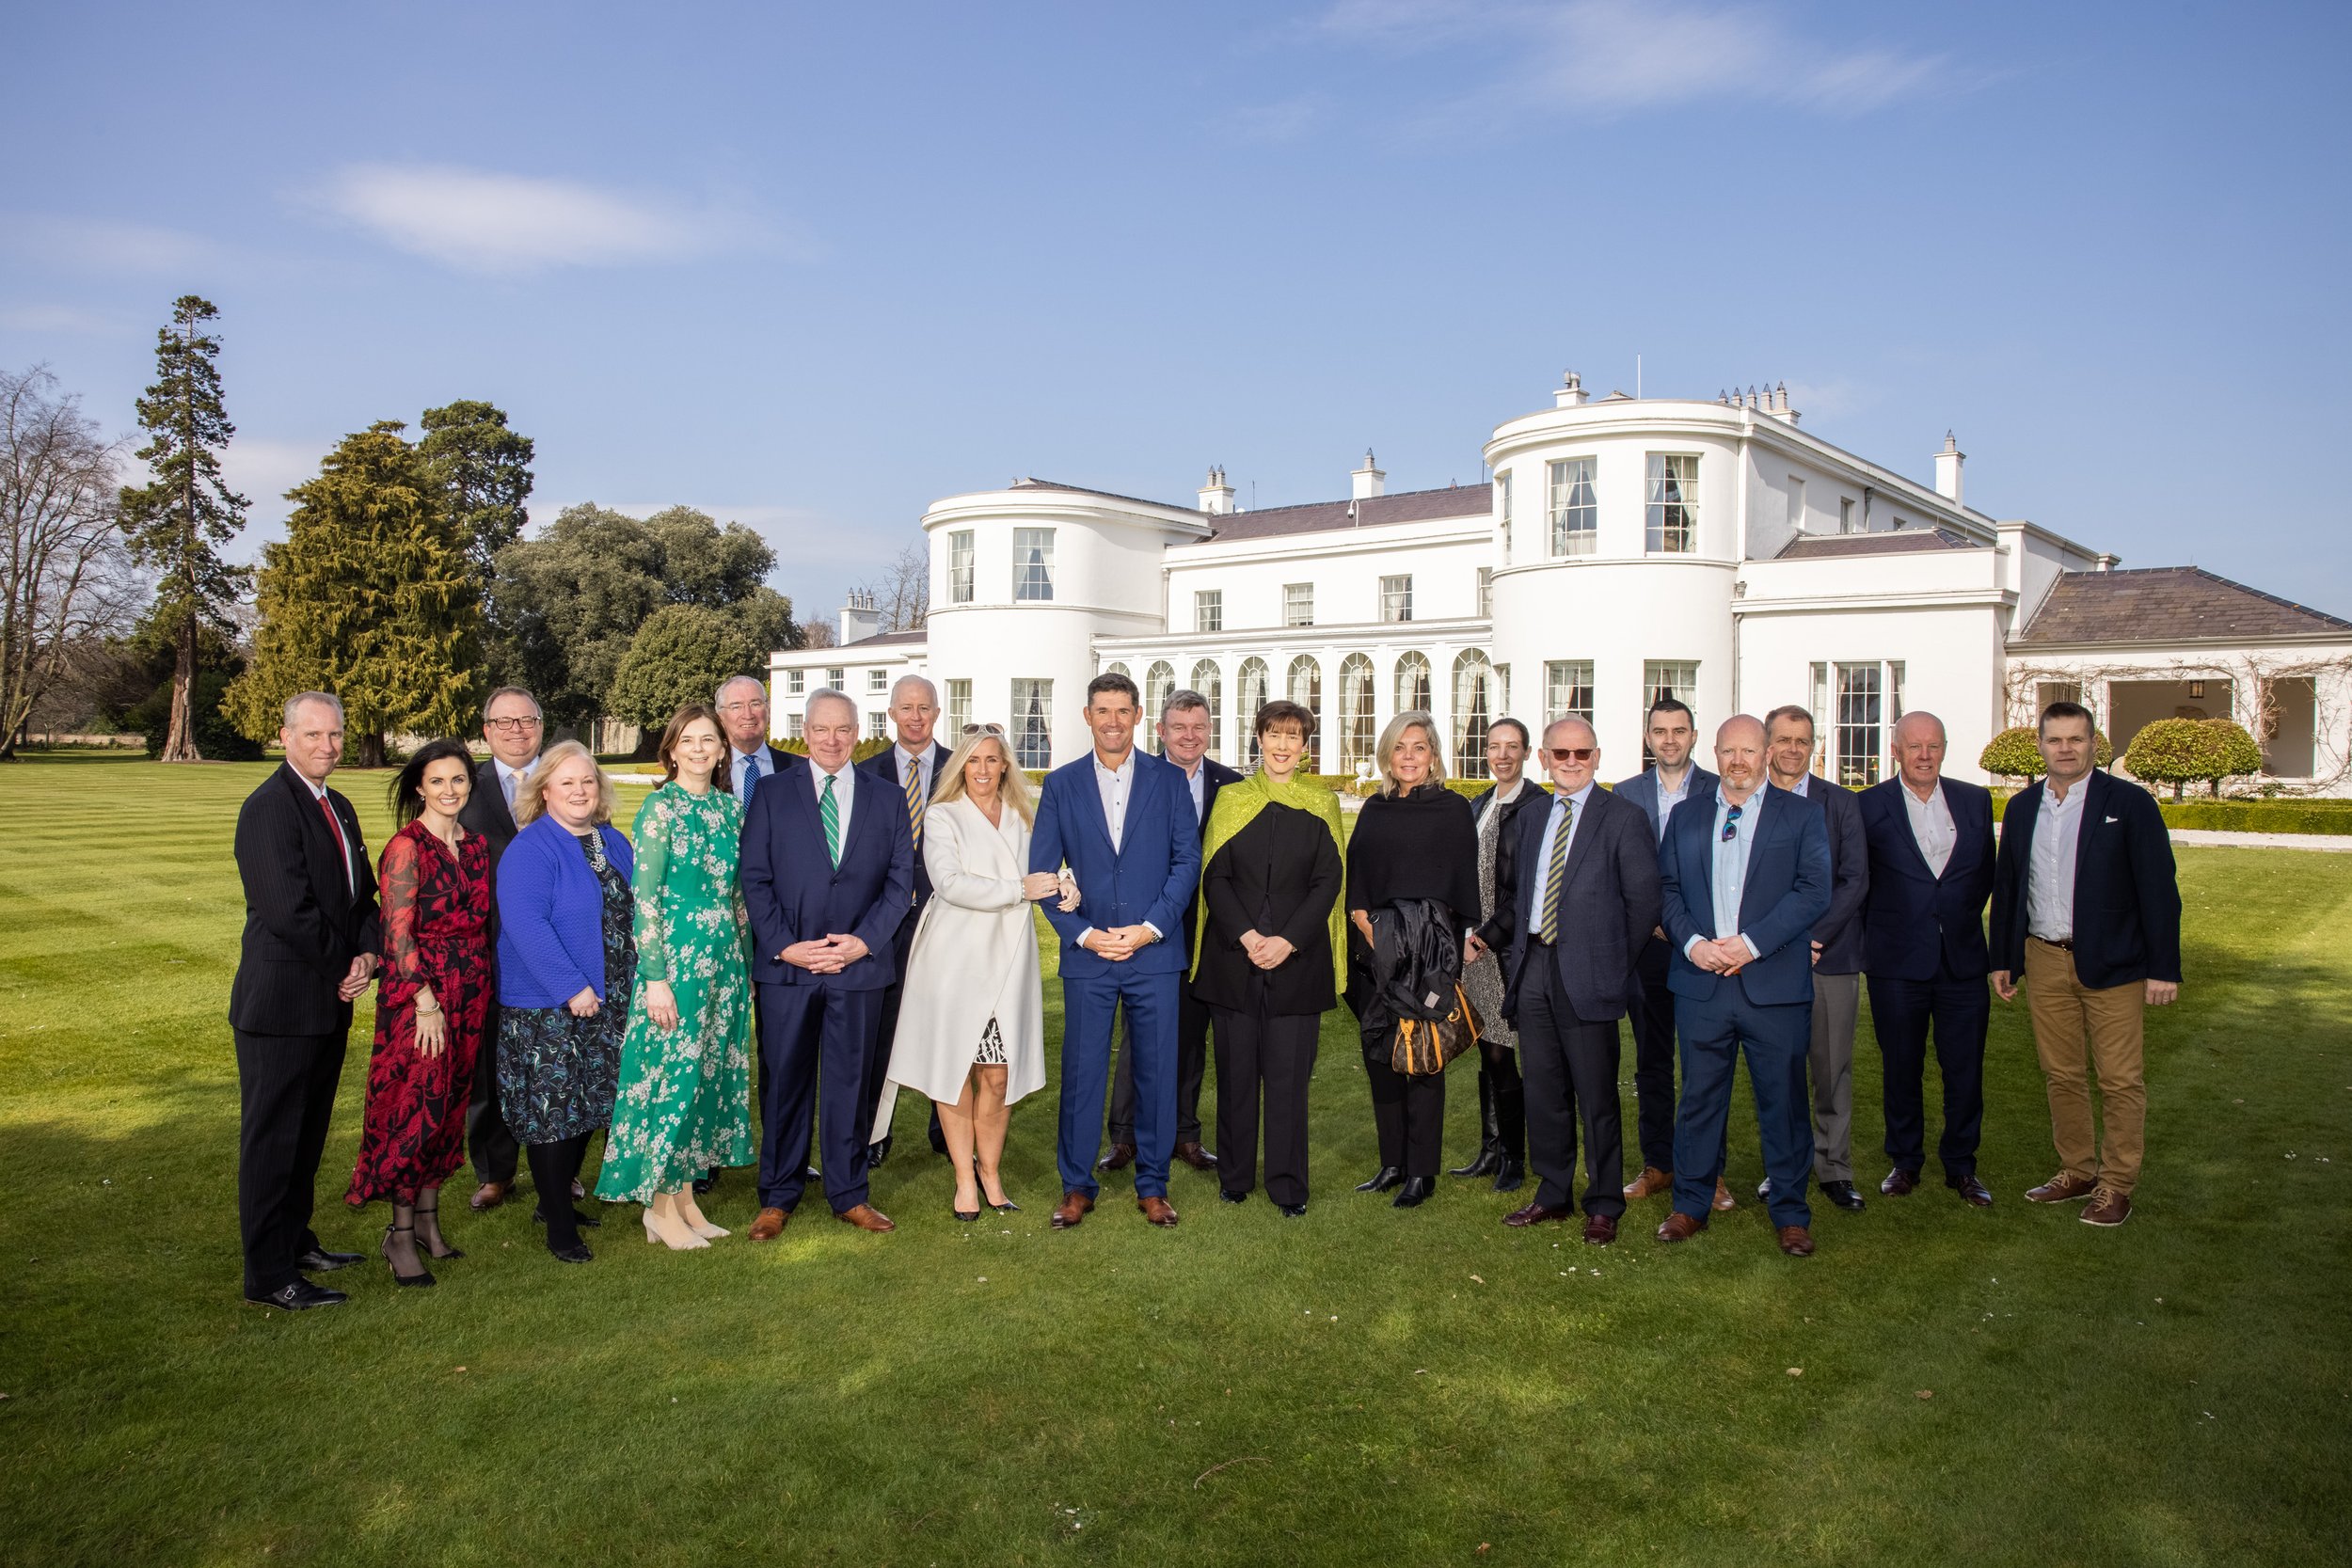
left=1470, top=780, right=1547, bottom=950
left=1990, top=770, right=2182, bottom=989
left=1192, top=803, right=1343, bottom=1016
left=229, top=764, right=382, bottom=1037
left=1498, top=785, right=1661, bottom=1026
left=857, top=741, right=955, bottom=907
left=457, top=757, right=522, bottom=863
left=1795, top=776, right=1869, bottom=975
left=1857, top=775, right=1996, bottom=982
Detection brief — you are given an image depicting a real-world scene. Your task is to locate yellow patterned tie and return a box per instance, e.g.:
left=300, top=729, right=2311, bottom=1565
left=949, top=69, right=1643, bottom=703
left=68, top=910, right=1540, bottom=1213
left=1536, top=797, right=1575, bottom=943
left=903, top=752, right=924, bottom=849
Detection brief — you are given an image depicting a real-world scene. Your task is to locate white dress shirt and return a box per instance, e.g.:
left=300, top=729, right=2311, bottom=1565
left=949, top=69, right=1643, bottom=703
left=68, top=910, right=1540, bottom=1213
left=1686, top=788, right=1764, bottom=962
left=1094, top=750, right=1137, bottom=851
left=1523, top=782, right=1595, bottom=935
left=732, top=744, right=773, bottom=807
left=1902, top=779, right=1957, bottom=877
left=2027, top=779, right=2086, bottom=942
left=810, top=757, right=856, bottom=851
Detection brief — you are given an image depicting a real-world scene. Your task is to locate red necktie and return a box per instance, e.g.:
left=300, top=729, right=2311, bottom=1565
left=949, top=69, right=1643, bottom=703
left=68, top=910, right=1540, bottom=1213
left=316, top=794, right=352, bottom=892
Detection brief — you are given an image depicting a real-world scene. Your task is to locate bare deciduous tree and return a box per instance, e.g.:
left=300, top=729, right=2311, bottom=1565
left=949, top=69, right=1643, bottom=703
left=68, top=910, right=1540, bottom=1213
left=0, top=367, right=136, bottom=757
left=861, top=538, right=930, bottom=634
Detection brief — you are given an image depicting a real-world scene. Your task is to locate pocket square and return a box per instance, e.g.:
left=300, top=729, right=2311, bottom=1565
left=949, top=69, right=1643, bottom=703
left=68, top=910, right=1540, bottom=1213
left=2105, top=816, right=2120, bottom=824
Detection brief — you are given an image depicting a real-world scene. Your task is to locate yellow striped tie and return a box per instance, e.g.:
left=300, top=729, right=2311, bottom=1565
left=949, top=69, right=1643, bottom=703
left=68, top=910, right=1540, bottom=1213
left=1536, top=797, right=1574, bottom=943
left=903, top=753, right=925, bottom=849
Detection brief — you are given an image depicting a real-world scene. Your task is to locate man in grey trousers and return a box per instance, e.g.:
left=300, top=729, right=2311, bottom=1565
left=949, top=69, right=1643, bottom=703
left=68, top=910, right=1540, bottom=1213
left=1758, top=705, right=1871, bottom=1213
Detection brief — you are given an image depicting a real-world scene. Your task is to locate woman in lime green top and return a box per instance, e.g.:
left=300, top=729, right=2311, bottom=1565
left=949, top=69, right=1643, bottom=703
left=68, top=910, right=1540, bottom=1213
left=1190, top=699, right=1344, bottom=1215
left=596, top=705, right=755, bottom=1248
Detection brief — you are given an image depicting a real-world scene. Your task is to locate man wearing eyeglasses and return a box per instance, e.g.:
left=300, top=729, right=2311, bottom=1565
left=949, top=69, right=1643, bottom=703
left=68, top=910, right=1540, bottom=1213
left=459, top=685, right=544, bottom=1212
left=856, top=675, right=953, bottom=1167
left=1654, top=715, right=1832, bottom=1256
left=716, top=674, right=805, bottom=807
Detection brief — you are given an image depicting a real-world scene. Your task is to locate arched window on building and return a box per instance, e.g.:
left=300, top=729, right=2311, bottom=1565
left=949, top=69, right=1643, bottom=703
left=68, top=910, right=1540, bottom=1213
left=1285, top=655, right=1322, bottom=773
left=1453, top=649, right=1498, bottom=780
left=1104, top=661, right=1131, bottom=680
left=1236, top=657, right=1270, bottom=770
left=1190, top=659, right=1224, bottom=761
left=1394, top=650, right=1432, bottom=717
left=1337, top=654, right=1376, bottom=775
left=1143, top=660, right=1175, bottom=753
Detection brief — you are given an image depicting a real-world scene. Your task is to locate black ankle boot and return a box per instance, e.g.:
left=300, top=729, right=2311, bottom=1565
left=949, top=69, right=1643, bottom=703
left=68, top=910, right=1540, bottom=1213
left=1355, top=1165, right=1405, bottom=1193
left=1391, top=1176, right=1436, bottom=1209
left=1450, top=1069, right=1502, bottom=1177
left=1491, top=1155, right=1525, bottom=1193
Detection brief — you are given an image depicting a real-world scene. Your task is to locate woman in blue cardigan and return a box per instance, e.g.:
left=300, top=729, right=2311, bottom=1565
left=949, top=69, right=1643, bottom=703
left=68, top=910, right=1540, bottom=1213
left=496, top=741, right=636, bottom=1263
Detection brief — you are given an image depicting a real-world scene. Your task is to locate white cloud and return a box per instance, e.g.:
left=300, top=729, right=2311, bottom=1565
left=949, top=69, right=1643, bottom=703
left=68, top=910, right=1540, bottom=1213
left=313, top=164, right=782, bottom=276
left=0, top=215, right=223, bottom=275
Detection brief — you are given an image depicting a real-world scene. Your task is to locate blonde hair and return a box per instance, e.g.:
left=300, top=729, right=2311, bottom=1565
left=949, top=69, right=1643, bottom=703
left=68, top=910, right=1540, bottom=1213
left=1375, top=709, right=1448, bottom=796
left=931, top=726, right=1035, bottom=827
left=515, top=739, right=616, bottom=827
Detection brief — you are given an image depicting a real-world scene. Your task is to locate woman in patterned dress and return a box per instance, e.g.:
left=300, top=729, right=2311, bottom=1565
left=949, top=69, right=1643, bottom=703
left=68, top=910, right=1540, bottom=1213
left=346, top=737, right=494, bottom=1287
left=495, top=741, right=635, bottom=1264
left=596, top=705, right=755, bottom=1249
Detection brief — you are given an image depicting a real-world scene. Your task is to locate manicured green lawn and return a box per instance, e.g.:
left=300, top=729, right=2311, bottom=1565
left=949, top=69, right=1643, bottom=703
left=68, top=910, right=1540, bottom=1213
left=2, top=754, right=2345, bottom=1566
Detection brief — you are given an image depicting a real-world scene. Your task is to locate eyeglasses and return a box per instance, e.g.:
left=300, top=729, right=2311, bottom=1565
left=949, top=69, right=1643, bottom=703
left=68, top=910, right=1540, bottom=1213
left=1546, top=747, right=1596, bottom=763
left=1721, top=802, right=1744, bottom=842
left=962, top=722, right=1006, bottom=736
left=484, top=716, right=542, bottom=734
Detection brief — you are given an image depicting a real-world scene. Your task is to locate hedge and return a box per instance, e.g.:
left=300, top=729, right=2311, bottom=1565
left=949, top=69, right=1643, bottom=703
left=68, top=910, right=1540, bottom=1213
left=1992, top=784, right=2352, bottom=834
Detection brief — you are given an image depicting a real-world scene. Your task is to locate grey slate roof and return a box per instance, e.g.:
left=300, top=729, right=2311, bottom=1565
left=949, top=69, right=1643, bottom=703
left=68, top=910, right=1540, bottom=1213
left=1774, top=528, right=1978, bottom=560
left=837, top=628, right=927, bottom=648
left=1007, top=476, right=1491, bottom=544
left=2012, top=565, right=2352, bottom=647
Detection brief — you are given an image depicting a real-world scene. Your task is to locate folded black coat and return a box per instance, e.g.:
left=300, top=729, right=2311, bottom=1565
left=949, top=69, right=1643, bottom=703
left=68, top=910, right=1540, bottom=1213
left=1356, top=897, right=1462, bottom=1031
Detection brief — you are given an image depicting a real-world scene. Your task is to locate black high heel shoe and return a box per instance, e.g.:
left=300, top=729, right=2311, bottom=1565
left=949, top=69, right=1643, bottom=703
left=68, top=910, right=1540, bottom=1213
left=1355, top=1165, right=1404, bottom=1194
left=415, top=1196, right=464, bottom=1259
left=953, top=1201, right=981, bottom=1222
left=381, top=1222, right=437, bottom=1288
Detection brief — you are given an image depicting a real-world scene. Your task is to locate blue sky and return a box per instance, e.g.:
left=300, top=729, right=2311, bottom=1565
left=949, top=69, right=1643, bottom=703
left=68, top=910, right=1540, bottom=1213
left=5, top=1, right=2348, bottom=623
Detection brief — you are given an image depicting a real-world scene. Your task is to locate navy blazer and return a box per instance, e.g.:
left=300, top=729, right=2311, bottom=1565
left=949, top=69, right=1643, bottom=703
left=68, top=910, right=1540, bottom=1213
left=1029, top=749, right=1201, bottom=980
left=228, top=764, right=383, bottom=1037
left=1499, top=785, right=1661, bottom=1026
left=857, top=740, right=955, bottom=905
left=739, top=761, right=914, bottom=991
left=457, top=757, right=523, bottom=863
left=1857, top=776, right=1995, bottom=981
left=1658, top=783, right=1833, bottom=1007
left=1990, top=770, right=2182, bottom=989
left=1613, top=764, right=1720, bottom=844
left=1790, top=776, right=1869, bottom=974
left=496, top=815, right=637, bottom=1008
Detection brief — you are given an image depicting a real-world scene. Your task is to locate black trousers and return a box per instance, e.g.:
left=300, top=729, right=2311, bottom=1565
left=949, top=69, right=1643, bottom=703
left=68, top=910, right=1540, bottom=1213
left=1868, top=958, right=1991, bottom=1179
left=235, top=1028, right=348, bottom=1296
left=1110, top=981, right=1210, bottom=1147
left=1212, top=1007, right=1318, bottom=1206
left=1623, top=935, right=1679, bottom=1173
left=465, top=998, right=519, bottom=1185
left=1360, top=1015, right=1446, bottom=1178
left=1518, top=948, right=1627, bottom=1218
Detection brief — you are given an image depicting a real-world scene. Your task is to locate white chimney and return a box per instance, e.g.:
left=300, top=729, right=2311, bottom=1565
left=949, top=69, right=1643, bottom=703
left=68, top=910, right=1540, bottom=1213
left=1934, top=432, right=1965, bottom=504
left=1554, top=370, right=1588, bottom=409
left=1351, top=449, right=1386, bottom=500
left=838, top=587, right=881, bottom=645
left=1198, top=465, right=1236, bottom=515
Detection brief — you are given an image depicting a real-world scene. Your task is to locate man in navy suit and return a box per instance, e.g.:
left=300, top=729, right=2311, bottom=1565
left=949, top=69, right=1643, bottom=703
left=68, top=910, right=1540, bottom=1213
left=739, top=689, right=914, bottom=1238
left=1857, top=711, right=1999, bottom=1207
left=856, top=674, right=954, bottom=1168
left=714, top=673, right=812, bottom=1189
left=1098, top=689, right=1238, bottom=1175
left=1990, top=702, right=2181, bottom=1228
left=1029, top=672, right=1202, bottom=1230
left=1655, top=715, right=1832, bottom=1256
left=1496, top=718, right=1661, bottom=1245
left=1610, top=698, right=1724, bottom=1208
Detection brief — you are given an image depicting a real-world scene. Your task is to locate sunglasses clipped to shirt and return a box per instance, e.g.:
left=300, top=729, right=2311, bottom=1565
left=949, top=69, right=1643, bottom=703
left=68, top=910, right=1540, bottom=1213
left=1721, top=801, right=1745, bottom=842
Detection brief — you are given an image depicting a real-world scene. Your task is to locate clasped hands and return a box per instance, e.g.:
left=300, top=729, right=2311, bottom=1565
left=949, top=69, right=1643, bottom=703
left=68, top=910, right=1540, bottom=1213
left=1080, top=925, right=1157, bottom=962
left=1239, top=929, right=1295, bottom=971
left=779, top=933, right=871, bottom=974
left=1688, top=936, right=1752, bottom=975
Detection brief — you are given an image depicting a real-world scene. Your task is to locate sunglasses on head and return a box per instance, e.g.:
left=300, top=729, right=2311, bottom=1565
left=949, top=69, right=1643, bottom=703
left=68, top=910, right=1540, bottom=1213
left=962, top=722, right=1006, bottom=736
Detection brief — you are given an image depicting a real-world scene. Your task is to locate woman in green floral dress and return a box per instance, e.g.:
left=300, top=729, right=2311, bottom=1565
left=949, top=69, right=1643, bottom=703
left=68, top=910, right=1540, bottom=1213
left=596, top=705, right=755, bottom=1248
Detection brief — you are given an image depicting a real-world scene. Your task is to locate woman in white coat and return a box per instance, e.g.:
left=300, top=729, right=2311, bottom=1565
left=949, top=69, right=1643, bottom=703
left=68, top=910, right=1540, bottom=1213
left=875, top=724, right=1067, bottom=1220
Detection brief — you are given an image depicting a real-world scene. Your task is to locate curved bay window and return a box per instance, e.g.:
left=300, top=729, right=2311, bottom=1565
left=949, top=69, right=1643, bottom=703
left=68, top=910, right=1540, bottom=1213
left=1337, top=654, right=1376, bottom=774
left=1236, top=657, right=1270, bottom=769
left=1285, top=655, right=1322, bottom=773
left=1143, top=660, right=1175, bottom=752
left=1190, top=659, right=1224, bottom=761
left=1453, top=649, right=1498, bottom=779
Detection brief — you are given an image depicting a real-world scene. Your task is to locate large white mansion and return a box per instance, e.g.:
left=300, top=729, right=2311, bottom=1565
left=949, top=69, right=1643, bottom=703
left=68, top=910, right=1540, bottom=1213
left=770, top=372, right=2352, bottom=794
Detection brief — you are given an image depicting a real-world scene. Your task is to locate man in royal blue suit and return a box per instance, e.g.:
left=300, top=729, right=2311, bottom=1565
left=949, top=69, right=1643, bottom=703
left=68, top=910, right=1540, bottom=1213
left=1856, top=710, right=1998, bottom=1208
left=740, top=689, right=914, bottom=1239
left=1029, top=671, right=1201, bottom=1230
left=1656, top=715, right=1833, bottom=1256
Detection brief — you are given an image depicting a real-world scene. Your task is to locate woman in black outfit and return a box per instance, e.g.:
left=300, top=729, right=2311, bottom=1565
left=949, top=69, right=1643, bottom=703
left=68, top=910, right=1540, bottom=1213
left=1192, top=701, right=1344, bottom=1217
left=1345, top=709, right=1480, bottom=1208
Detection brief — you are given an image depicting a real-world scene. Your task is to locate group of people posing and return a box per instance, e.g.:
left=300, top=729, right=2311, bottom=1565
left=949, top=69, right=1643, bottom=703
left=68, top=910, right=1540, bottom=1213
left=229, top=670, right=2183, bottom=1310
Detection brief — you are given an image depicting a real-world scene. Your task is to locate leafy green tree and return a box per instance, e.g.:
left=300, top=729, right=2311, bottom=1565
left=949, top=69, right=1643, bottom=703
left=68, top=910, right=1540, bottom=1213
left=2203, top=719, right=2265, bottom=797
left=1979, top=724, right=2112, bottom=780
left=2124, top=718, right=2218, bottom=800
left=419, top=398, right=534, bottom=587
left=608, top=605, right=760, bottom=729
left=226, top=422, right=481, bottom=768
left=118, top=295, right=249, bottom=761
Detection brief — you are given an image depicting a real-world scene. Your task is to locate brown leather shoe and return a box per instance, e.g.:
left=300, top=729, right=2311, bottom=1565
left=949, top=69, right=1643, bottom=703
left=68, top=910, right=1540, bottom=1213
left=1095, top=1143, right=1136, bottom=1172
left=469, top=1180, right=510, bottom=1212
left=2026, top=1171, right=2099, bottom=1203
left=747, top=1206, right=789, bottom=1242
left=1948, top=1173, right=1994, bottom=1208
left=1582, top=1213, right=1618, bottom=1246
left=1172, top=1141, right=1218, bottom=1172
left=2080, top=1187, right=2132, bottom=1227
left=1137, top=1195, right=1180, bottom=1227
left=834, top=1203, right=895, bottom=1233
left=1050, top=1191, right=1095, bottom=1230
left=1656, top=1211, right=1708, bottom=1243
left=1881, top=1166, right=1920, bottom=1196
left=1776, top=1225, right=1816, bottom=1257
left=1711, top=1178, right=1737, bottom=1212
left=1622, top=1165, right=1674, bottom=1199
left=1503, top=1201, right=1574, bottom=1227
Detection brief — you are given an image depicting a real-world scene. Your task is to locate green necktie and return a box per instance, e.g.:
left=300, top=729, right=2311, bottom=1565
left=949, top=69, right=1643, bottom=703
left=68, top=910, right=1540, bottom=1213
left=1536, top=796, right=1575, bottom=943
left=903, top=753, right=924, bottom=850
left=820, top=773, right=841, bottom=867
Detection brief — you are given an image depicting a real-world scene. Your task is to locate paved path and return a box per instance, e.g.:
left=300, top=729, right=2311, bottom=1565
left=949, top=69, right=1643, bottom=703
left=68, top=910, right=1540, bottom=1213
left=2168, top=829, right=2352, bottom=852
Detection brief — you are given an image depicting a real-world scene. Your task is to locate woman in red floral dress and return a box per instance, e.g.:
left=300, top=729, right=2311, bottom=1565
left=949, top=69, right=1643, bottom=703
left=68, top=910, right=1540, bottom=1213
left=346, top=738, right=495, bottom=1287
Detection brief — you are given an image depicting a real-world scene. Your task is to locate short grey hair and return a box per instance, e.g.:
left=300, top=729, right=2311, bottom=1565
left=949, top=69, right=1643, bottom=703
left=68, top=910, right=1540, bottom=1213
left=1161, top=688, right=1211, bottom=721
left=1762, top=704, right=1814, bottom=738
left=714, top=673, right=768, bottom=707
left=483, top=685, right=541, bottom=719
left=282, top=691, right=342, bottom=727
left=889, top=673, right=938, bottom=705
left=805, top=688, right=856, bottom=722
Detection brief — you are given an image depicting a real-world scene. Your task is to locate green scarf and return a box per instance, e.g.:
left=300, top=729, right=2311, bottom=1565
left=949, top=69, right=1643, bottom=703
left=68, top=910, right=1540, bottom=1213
left=1188, top=769, right=1348, bottom=993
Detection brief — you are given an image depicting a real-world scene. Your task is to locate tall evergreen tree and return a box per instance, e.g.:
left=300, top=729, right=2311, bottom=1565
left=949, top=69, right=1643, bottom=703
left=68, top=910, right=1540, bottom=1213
left=225, top=422, right=481, bottom=768
left=419, top=399, right=534, bottom=583
left=118, top=295, right=249, bottom=762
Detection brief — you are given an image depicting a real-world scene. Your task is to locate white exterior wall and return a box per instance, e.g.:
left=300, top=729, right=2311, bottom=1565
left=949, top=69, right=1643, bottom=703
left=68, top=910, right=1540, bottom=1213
left=1163, top=515, right=1489, bottom=634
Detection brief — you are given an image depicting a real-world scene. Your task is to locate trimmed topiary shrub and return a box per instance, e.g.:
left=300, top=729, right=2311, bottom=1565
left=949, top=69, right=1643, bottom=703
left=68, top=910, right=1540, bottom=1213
left=1979, top=725, right=2113, bottom=781
left=2123, top=718, right=2220, bottom=801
